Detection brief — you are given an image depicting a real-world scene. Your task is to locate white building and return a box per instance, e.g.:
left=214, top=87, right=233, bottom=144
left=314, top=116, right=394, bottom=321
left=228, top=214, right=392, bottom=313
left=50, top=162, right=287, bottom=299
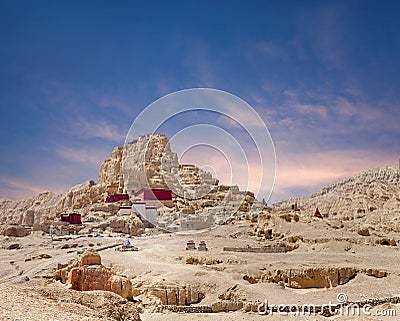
left=118, top=206, right=132, bottom=216
left=145, top=206, right=157, bottom=224
left=132, top=202, right=146, bottom=217
left=132, top=201, right=157, bottom=224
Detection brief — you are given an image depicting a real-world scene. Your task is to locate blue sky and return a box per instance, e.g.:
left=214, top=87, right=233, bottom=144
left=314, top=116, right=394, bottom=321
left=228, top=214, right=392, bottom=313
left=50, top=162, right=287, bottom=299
left=0, top=0, right=399, bottom=202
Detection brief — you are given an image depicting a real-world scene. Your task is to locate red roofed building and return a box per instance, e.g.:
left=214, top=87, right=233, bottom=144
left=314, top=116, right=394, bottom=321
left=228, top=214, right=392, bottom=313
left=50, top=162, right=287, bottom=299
left=134, top=188, right=173, bottom=207
left=106, top=193, right=130, bottom=203
left=61, top=213, right=82, bottom=224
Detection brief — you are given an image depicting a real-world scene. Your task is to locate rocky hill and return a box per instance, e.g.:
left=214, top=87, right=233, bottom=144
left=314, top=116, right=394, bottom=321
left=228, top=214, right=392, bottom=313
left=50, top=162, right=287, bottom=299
left=0, top=181, right=104, bottom=226
left=272, top=165, right=400, bottom=231
left=0, top=134, right=255, bottom=235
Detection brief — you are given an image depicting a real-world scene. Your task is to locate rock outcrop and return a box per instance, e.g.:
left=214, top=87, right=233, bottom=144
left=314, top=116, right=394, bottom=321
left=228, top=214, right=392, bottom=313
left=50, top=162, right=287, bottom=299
left=121, top=134, right=179, bottom=192
left=67, top=249, right=133, bottom=299
left=243, top=267, right=358, bottom=288
left=97, top=134, right=258, bottom=229
left=271, top=166, right=400, bottom=231
left=140, top=283, right=204, bottom=306
left=0, top=134, right=259, bottom=233
left=98, top=146, right=124, bottom=189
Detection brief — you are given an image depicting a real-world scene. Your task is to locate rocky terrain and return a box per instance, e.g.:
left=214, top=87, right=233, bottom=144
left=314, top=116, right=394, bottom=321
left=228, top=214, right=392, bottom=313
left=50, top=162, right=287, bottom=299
left=0, top=134, right=399, bottom=320
left=272, top=165, right=400, bottom=234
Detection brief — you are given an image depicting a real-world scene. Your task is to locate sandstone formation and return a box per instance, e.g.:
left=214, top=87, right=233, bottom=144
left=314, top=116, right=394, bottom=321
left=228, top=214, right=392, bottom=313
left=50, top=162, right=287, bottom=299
left=66, top=249, right=133, bottom=299
left=98, top=146, right=124, bottom=189
left=122, top=134, right=178, bottom=191
left=86, top=214, right=145, bottom=235
left=0, top=180, right=147, bottom=237
left=149, top=284, right=204, bottom=306
left=243, top=267, right=358, bottom=288
left=0, top=134, right=258, bottom=235
left=97, top=134, right=257, bottom=230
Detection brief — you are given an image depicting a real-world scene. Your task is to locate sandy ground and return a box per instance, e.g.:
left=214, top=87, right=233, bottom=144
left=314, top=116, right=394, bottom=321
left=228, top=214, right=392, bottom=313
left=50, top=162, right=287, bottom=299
left=0, top=220, right=399, bottom=320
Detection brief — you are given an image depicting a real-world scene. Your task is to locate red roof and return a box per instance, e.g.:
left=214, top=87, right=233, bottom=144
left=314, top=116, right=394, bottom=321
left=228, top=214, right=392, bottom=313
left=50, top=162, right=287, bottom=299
left=134, top=188, right=172, bottom=201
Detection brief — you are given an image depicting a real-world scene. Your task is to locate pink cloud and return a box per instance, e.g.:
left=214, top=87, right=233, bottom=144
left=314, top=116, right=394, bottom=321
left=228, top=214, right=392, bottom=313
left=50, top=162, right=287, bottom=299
left=178, top=144, right=273, bottom=199
left=334, top=97, right=399, bottom=131
left=177, top=141, right=397, bottom=204
left=57, top=147, right=108, bottom=166
left=0, top=177, right=66, bottom=200
left=272, top=148, right=398, bottom=200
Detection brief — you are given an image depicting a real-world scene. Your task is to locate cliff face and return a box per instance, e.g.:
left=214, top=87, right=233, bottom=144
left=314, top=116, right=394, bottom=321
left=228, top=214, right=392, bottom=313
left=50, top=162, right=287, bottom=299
left=97, top=134, right=179, bottom=192
left=122, top=134, right=178, bottom=192
left=98, top=146, right=124, bottom=189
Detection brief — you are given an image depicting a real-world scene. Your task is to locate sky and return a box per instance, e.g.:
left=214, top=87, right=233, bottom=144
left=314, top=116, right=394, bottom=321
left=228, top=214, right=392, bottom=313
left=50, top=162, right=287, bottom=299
left=0, top=0, right=399, bottom=203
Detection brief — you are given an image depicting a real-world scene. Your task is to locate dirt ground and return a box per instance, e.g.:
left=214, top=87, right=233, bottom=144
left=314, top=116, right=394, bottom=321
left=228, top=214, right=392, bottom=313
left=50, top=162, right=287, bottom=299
left=0, top=221, right=399, bottom=320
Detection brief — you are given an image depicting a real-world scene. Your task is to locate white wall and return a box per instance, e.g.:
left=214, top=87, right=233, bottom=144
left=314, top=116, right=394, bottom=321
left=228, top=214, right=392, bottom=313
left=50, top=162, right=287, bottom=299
left=146, top=206, right=157, bottom=224
left=119, top=207, right=131, bottom=216
left=132, top=202, right=146, bottom=218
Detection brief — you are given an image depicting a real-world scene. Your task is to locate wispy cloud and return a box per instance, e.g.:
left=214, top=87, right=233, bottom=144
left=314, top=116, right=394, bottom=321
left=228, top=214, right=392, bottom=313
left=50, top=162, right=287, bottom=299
left=272, top=148, right=398, bottom=201
left=75, top=118, right=126, bottom=142
left=333, top=97, right=400, bottom=131
left=292, top=103, right=328, bottom=118
left=263, top=88, right=399, bottom=144
left=0, top=177, right=66, bottom=200
left=57, top=147, right=109, bottom=166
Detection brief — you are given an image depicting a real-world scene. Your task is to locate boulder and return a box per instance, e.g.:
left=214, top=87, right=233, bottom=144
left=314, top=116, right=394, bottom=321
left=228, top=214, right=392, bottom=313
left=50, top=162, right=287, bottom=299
left=376, top=238, right=397, bottom=246
left=357, top=227, right=370, bottom=236
left=3, top=225, right=29, bottom=237
left=105, top=215, right=145, bottom=235
left=110, top=274, right=133, bottom=299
